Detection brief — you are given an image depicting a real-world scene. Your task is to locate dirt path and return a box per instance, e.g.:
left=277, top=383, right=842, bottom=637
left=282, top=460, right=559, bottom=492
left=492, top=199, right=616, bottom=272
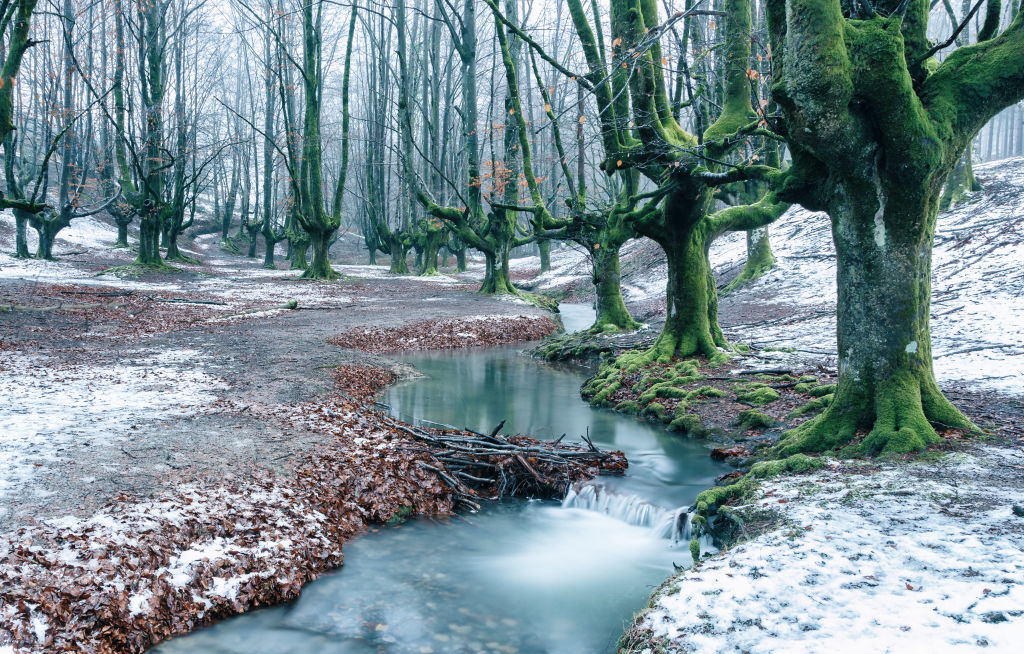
left=0, top=235, right=554, bottom=529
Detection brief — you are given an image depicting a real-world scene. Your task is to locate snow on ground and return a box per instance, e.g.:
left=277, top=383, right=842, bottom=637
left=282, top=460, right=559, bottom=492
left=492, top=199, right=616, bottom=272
left=0, top=224, right=356, bottom=311
left=0, top=349, right=226, bottom=520
left=636, top=445, right=1024, bottom=653
left=714, top=157, right=1024, bottom=394
left=336, top=264, right=465, bottom=285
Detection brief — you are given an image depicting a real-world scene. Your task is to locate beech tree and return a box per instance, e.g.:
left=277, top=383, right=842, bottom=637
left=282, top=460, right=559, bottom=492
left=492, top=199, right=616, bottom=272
left=556, top=0, right=788, bottom=358
left=767, top=0, right=1024, bottom=454
left=0, top=0, right=44, bottom=244
left=410, top=0, right=537, bottom=295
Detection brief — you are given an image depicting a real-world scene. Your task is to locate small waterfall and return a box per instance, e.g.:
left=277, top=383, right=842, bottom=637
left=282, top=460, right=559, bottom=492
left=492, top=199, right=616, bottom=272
left=562, top=484, right=694, bottom=543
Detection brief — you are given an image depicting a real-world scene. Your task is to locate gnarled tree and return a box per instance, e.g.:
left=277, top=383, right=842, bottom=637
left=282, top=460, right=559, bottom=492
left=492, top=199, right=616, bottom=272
left=561, top=0, right=788, bottom=360
left=767, top=0, right=1024, bottom=454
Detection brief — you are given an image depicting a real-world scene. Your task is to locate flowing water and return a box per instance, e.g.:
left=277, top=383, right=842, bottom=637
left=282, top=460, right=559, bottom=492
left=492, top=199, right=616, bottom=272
left=154, top=304, right=726, bottom=653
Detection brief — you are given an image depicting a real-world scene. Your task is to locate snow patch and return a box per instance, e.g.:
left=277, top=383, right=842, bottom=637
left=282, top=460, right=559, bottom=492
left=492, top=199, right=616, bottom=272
left=640, top=446, right=1024, bottom=653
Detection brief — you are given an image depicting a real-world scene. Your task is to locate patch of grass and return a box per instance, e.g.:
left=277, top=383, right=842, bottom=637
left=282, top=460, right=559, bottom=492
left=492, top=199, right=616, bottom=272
left=99, top=262, right=181, bottom=278
left=669, top=411, right=705, bottom=436
left=614, top=400, right=642, bottom=415
left=808, top=383, right=836, bottom=398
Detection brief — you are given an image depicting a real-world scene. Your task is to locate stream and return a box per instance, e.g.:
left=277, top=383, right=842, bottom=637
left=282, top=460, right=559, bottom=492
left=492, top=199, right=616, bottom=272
left=154, top=304, right=727, bottom=653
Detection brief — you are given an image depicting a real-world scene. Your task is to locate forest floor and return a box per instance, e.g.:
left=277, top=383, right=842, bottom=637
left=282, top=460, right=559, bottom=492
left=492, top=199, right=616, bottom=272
left=1, top=158, right=1023, bottom=653
left=623, top=443, right=1024, bottom=653
left=514, top=158, right=1024, bottom=652
left=0, top=225, right=596, bottom=652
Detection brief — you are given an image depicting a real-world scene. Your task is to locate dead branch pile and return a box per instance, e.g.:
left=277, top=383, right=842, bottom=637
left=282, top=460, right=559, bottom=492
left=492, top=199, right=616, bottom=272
left=376, top=414, right=628, bottom=508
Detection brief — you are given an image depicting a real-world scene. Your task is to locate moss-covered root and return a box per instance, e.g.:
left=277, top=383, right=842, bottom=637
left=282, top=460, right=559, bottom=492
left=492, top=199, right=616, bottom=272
left=736, top=409, right=777, bottom=429
left=694, top=454, right=825, bottom=516
left=778, top=371, right=976, bottom=457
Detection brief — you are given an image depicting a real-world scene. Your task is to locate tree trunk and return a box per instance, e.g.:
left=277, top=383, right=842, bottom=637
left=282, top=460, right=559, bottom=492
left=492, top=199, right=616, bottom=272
left=14, top=211, right=30, bottom=258
left=538, top=239, right=551, bottom=273
left=637, top=185, right=724, bottom=361
left=301, top=230, right=338, bottom=279
left=165, top=223, right=183, bottom=261
left=136, top=214, right=163, bottom=266
left=115, top=218, right=130, bottom=248
left=263, top=237, right=277, bottom=269
left=388, top=239, right=409, bottom=274
left=723, top=226, right=776, bottom=294
left=939, top=153, right=981, bottom=210
left=366, top=244, right=377, bottom=265
left=35, top=221, right=55, bottom=260
left=592, top=242, right=640, bottom=331
left=247, top=228, right=259, bottom=258
left=781, top=185, right=974, bottom=456
left=420, top=228, right=443, bottom=276
left=480, top=246, right=516, bottom=294
left=653, top=229, right=722, bottom=360
left=290, top=235, right=309, bottom=270
left=455, top=246, right=467, bottom=272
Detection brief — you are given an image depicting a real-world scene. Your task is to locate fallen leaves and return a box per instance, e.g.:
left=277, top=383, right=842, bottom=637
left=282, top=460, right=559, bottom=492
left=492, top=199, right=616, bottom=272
left=327, top=315, right=558, bottom=355
left=0, top=387, right=622, bottom=653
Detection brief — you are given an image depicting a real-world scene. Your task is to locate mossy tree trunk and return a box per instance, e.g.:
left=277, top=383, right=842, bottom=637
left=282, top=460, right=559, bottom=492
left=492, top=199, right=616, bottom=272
left=939, top=152, right=982, bottom=210
left=112, top=206, right=132, bottom=248
left=305, top=229, right=338, bottom=280
left=134, top=0, right=167, bottom=268
left=137, top=210, right=163, bottom=266
left=724, top=226, right=776, bottom=294
left=480, top=242, right=517, bottom=294
left=781, top=182, right=969, bottom=455
left=591, top=241, right=640, bottom=331
left=14, top=211, right=31, bottom=257
left=638, top=180, right=722, bottom=359
left=419, top=222, right=443, bottom=275
left=34, top=218, right=57, bottom=260
left=290, top=236, right=309, bottom=270
left=768, top=0, right=1024, bottom=454
left=538, top=240, right=551, bottom=273
left=388, top=233, right=410, bottom=274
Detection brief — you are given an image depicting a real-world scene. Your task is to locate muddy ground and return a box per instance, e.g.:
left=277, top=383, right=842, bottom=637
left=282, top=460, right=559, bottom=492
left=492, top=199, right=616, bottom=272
left=0, top=234, right=554, bottom=529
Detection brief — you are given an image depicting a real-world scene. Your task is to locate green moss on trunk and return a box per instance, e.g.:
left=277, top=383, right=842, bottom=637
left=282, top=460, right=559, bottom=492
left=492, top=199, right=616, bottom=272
left=302, top=231, right=339, bottom=280
left=723, top=227, right=775, bottom=294
left=592, top=242, right=641, bottom=331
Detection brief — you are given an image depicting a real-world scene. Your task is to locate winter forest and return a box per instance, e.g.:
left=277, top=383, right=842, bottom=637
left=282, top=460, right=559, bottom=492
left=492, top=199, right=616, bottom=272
left=0, top=0, right=1022, bottom=651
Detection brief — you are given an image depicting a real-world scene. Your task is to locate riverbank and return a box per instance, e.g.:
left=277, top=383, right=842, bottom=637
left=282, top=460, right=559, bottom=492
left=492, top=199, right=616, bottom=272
left=620, top=442, right=1024, bottom=653
left=0, top=225, right=605, bottom=652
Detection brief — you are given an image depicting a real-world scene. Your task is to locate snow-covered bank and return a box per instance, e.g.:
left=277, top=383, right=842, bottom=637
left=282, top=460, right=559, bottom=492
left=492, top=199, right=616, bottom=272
left=716, top=157, right=1024, bottom=395
left=625, top=445, right=1024, bottom=653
